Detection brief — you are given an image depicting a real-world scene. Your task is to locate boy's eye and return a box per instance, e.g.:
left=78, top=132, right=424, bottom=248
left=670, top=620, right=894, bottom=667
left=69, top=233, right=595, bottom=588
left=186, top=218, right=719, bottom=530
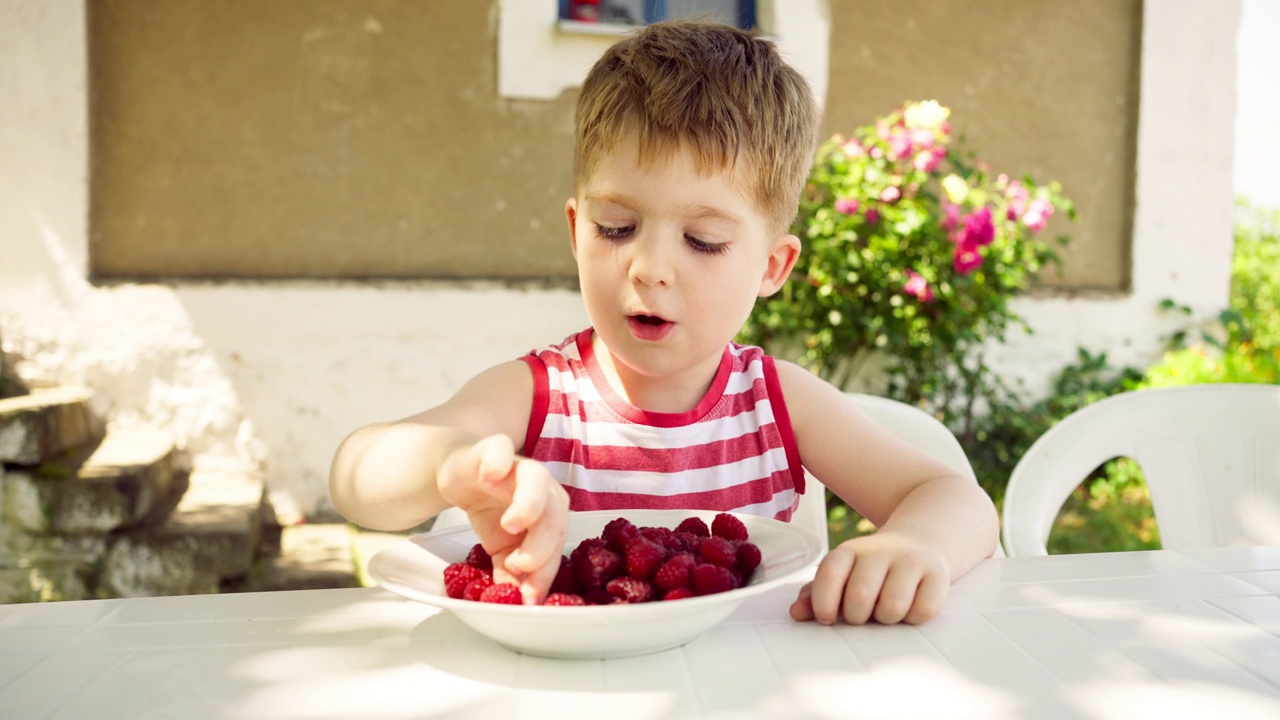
left=686, top=235, right=729, bottom=256
left=594, top=223, right=633, bottom=241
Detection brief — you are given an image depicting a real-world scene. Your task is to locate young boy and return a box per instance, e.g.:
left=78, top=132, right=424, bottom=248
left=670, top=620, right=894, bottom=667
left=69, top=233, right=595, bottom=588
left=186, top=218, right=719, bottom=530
left=330, top=20, right=998, bottom=625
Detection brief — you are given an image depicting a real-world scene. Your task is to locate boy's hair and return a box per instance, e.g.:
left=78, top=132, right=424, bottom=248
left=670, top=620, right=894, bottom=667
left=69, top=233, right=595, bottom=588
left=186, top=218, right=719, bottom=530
left=573, top=20, right=819, bottom=236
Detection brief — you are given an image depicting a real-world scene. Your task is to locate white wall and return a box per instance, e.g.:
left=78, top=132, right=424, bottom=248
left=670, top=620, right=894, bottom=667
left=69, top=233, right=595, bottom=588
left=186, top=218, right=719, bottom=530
left=1234, top=0, right=1280, bottom=209
left=0, top=1, right=1239, bottom=517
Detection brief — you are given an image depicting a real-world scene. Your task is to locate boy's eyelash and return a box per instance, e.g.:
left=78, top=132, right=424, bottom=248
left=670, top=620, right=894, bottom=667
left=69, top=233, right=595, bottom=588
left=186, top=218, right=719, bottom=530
left=593, top=224, right=728, bottom=256
left=594, top=224, right=633, bottom=240
left=686, top=235, right=729, bottom=255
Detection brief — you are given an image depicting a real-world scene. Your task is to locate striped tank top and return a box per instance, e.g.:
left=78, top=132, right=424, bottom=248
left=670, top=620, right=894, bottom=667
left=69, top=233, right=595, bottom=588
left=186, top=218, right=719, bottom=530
left=519, top=329, right=806, bottom=521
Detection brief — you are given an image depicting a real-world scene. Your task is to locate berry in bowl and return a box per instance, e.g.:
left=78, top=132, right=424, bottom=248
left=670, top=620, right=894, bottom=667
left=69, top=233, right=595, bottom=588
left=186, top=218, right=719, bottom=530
left=366, top=509, right=824, bottom=659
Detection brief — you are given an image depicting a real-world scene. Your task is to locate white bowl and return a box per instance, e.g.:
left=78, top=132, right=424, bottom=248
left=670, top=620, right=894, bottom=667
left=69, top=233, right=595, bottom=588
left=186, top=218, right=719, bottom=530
left=367, top=509, right=824, bottom=659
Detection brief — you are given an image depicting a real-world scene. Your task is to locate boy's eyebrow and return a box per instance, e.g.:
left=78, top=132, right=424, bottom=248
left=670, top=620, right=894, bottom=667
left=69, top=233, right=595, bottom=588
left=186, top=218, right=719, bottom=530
left=585, top=192, right=743, bottom=225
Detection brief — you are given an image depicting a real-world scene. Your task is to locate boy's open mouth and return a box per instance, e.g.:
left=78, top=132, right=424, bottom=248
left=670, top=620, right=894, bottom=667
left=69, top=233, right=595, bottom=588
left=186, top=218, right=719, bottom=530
left=627, top=313, right=675, bottom=341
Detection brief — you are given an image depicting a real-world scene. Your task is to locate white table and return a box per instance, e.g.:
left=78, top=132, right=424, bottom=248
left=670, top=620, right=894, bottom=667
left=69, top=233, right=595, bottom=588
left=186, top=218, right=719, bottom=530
left=2, top=547, right=1278, bottom=720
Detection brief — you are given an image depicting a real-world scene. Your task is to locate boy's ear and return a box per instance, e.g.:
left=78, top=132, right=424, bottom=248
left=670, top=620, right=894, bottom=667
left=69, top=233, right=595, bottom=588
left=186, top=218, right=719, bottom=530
left=565, top=198, right=579, bottom=258
left=758, top=233, right=801, bottom=297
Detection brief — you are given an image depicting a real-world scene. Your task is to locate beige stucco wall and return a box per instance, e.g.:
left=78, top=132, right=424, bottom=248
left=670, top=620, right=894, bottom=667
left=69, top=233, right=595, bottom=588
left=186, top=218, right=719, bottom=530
left=90, top=0, right=579, bottom=279
left=824, top=0, right=1141, bottom=291
left=2, top=1, right=1240, bottom=518
left=91, top=0, right=1134, bottom=290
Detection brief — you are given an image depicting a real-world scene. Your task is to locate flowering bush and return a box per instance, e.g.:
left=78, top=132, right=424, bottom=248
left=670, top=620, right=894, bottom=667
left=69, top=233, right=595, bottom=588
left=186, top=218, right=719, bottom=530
left=741, top=100, right=1075, bottom=404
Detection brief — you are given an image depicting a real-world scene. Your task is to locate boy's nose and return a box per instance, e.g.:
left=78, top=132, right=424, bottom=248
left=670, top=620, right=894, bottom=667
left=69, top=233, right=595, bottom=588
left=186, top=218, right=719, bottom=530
left=627, top=235, right=675, bottom=287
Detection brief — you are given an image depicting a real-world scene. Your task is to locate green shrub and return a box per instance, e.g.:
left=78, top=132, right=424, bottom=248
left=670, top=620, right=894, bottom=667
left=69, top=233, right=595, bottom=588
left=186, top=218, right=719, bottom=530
left=741, top=100, right=1073, bottom=403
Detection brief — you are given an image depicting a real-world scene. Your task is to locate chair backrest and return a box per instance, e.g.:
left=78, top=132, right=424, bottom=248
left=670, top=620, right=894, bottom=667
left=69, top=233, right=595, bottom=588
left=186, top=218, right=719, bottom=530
left=795, top=393, right=988, bottom=554
left=1001, top=384, right=1280, bottom=556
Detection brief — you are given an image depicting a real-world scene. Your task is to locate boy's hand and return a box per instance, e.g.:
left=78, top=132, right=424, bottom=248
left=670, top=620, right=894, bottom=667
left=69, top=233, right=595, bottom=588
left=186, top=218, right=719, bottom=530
left=789, top=531, right=950, bottom=625
left=437, top=434, right=569, bottom=605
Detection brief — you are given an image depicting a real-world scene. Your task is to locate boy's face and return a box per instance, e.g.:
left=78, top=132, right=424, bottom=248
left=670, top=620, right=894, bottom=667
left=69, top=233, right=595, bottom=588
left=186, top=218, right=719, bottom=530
left=565, top=133, right=799, bottom=384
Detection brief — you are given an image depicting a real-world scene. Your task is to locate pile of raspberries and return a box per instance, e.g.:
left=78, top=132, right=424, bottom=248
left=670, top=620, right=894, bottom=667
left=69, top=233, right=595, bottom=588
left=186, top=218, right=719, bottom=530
left=442, top=513, right=762, bottom=606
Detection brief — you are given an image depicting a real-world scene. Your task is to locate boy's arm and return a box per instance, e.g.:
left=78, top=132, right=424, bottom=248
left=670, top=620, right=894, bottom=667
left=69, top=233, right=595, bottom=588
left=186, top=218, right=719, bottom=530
left=329, top=360, right=569, bottom=602
left=774, top=360, right=999, bottom=624
left=328, top=360, right=534, bottom=530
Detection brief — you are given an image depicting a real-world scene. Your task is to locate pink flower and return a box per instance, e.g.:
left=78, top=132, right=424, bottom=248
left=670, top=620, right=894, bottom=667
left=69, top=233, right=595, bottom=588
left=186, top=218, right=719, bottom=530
left=869, top=145, right=884, bottom=159
left=1005, top=181, right=1029, bottom=221
left=953, top=244, right=983, bottom=274
left=879, top=186, right=902, bottom=204
left=958, top=206, right=995, bottom=247
left=903, top=270, right=934, bottom=303
left=834, top=197, right=861, bottom=215
left=1022, top=198, right=1054, bottom=232
left=940, top=202, right=961, bottom=231
left=909, top=127, right=937, bottom=150
left=864, top=208, right=881, bottom=225
left=841, top=138, right=865, bottom=157
left=888, top=131, right=914, bottom=160
left=913, top=147, right=945, bottom=172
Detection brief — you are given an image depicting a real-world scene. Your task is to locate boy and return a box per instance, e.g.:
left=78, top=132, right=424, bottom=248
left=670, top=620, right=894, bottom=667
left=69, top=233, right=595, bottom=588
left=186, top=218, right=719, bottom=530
left=330, top=20, right=998, bottom=625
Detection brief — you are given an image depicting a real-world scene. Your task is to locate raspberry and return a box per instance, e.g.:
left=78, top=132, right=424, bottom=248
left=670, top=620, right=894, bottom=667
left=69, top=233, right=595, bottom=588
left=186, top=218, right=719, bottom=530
left=443, top=562, right=490, bottom=599
left=711, top=513, right=749, bottom=542
left=602, top=517, right=640, bottom=553
left=736, top=541, right=762, bottom=578
left=570, top=537, right=607, bottom=569
left=549, top=555, right=576, bottom=595
left=624, top=538, right=665, bottom=581
left=573, top=546, right=622, bottom=590
left=465, top=543, right=493, bottom=571
left=582, top=588, right=616, bottom=605
left=673, top=531, right=704, bottom=554
left=478, top=582, right=523, bottom=605
left=692, top=563, right=738, bottom=596
left=606, top=576, right=653, bottom=603
left=461, top=576, right=493, bottom=601
left=543, top=593, right=586, bottom=606
left=642, top=526, right=685, bottom=555
left=675, top=516, right=711, bottom=538
left=663, top=587, right=696, bottom=601
left=653, top=552, right=696, bottom=591
left=699, top=536, right=738, bottom=569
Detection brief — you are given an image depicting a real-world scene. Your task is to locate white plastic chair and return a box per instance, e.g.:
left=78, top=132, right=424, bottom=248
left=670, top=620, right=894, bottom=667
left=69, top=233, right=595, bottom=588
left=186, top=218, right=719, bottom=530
left=1001, top=383, right=1280, bottom=556
left=795, top=393, right=989, bottom=554
left=435, top=392, right=990, bottom=556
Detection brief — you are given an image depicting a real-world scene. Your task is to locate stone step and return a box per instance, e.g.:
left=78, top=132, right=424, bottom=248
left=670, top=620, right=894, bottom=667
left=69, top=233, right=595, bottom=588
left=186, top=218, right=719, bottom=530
left=1, top=429, right=183, bottom=535
left=0, top=387, right=103, bottom=466
left=0, top=529, right=108, bottom=603
left=243, top=524, right=360, bottom=592
left=98, top=466, right=273, bottom=598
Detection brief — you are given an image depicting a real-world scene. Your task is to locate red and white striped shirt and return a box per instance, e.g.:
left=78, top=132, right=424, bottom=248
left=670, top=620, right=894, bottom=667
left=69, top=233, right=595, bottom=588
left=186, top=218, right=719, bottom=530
left=519, top=329, right=806, bottom=521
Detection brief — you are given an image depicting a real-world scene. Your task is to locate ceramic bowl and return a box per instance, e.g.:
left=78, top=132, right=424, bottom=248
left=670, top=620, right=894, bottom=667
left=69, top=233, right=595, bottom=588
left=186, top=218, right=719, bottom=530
left=367, top=509, right=824, bottom=659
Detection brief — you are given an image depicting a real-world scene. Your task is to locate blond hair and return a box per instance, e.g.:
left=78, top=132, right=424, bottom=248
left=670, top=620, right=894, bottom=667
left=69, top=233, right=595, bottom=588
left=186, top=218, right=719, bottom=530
left=573, top=20, right=819, bottom=235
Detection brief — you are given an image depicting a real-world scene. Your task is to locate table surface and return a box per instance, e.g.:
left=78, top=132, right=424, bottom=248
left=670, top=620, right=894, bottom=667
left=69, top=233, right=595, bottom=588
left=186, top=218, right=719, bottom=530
left=2, top=546, right=1279, bottom=720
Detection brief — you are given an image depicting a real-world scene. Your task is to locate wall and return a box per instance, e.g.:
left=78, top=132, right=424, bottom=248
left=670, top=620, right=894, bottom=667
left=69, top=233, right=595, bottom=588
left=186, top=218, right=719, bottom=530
left=0, top=0, right=1239, bottom=517
left=1234, top=0, right=1280, bottom=209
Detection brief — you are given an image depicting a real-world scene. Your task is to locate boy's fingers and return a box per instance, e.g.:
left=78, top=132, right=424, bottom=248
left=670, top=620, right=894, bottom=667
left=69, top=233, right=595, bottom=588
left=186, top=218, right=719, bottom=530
left=474, top=435, right=518, bottom=491
left=518, top=552, right=563, bottom=605
left=808, top=548, right=855, bottom=625
left=789, top=581, right=816, bottom=621
left=871, top=565, right=923, bottom=625
left=504, top=496, right=568, bottom=574
left=499, top=459, right=552, bottom=534
left=840, top=553, right=890, bottom=625
left=902, top=572, right=949, bottom=625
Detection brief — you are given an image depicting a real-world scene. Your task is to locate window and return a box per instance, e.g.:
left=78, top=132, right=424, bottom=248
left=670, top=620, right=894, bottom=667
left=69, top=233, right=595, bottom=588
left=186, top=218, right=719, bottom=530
left=498, top=1, right=824, bottom=103
left=559, top=1, right=756, bottom=30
